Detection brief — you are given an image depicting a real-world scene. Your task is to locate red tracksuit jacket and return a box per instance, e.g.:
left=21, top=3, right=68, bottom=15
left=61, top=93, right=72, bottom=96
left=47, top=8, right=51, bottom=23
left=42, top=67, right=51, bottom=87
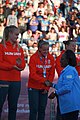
left=76, top=55, right=80, bottom=76
left=28, top=51, right=55, bottom=90
left=55, top=50, right=65, bottom=77
left=55, top=50, right=80, bottom=77
left=0, top=41, right=26, bottom=81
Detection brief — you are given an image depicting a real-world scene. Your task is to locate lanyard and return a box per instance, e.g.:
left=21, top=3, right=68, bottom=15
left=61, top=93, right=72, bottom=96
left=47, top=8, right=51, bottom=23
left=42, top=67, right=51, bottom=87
left=40, top=56, right=47, bottom=78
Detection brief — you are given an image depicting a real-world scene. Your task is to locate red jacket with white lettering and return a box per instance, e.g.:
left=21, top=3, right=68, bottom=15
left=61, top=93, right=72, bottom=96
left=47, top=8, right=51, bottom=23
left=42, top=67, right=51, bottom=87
left=28, top=51, right=55, bottom=90
left=0, top=41, right=26, bottom=81
left=55, top=50, right=80, bottom=77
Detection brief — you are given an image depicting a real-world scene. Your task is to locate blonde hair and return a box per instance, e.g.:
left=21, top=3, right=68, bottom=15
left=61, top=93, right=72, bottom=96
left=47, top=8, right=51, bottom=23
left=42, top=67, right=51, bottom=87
left=2, top=26, right=9, bottom=46
left=2, top=25, right=21, bottom=50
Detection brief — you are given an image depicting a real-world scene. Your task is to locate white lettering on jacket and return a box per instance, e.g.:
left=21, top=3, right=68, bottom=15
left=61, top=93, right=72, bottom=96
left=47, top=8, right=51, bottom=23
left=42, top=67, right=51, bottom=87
left=66, top=75, right=72, bottom=79
left=5, top=52, right=21, bottom=56
left=36, top=65, right=51, bottom=68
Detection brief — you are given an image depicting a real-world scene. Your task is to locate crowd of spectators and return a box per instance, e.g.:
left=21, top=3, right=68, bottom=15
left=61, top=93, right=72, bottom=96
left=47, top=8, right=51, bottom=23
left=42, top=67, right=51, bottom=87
left=0, top=0, right=80, bottom=64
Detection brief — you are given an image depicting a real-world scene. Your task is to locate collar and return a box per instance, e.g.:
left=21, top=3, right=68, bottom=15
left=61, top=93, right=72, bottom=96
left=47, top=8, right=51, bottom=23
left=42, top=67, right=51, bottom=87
left=61, top=65, right=69, bottom=73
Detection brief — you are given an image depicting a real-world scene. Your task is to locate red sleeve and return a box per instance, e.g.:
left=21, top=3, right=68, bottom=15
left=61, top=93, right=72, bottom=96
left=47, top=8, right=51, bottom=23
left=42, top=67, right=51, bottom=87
left=55, top=52, right=63, bottom=77
left=76, top=57, right=80, bottom=76
left=16, top=48, right=26, bottom=70
left=29, top=55, right=46, bottom=83
left=47, top=55, right=55, bottom=82
left=0, top=44, right=13, bottom=70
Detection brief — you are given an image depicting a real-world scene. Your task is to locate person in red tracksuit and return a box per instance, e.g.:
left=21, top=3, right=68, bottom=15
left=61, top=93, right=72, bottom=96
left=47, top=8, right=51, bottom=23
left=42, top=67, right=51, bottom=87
left=56, top=40, right=80, bottom=77
left=0, top=25, right=26, bottom=120
left=28, top=40, right=55, bottom=120
left=55, top=40, right=80, bottom=120
left=76, top=55, right=80, bottom=77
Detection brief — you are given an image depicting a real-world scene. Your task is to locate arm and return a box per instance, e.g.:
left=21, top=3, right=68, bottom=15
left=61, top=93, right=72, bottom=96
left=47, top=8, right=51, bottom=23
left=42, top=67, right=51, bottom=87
left=55, top=69, right=76, bottom=96
left=15, top=47, right=26, bottom=71
left=29, top=55, right=46, bottom=83
left=0, top=44, right=25, bottom=71
left=55, top=51, right=64, bottom=77
left=6, top=15, right=10, bottom=26
left=47, top=55, right=55, bottom=82
left=0, top=44, right=14, bottom=70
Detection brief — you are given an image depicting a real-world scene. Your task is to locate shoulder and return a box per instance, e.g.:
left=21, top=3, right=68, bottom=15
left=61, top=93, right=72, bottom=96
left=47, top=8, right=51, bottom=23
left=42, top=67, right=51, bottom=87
left=30, top=51, right=38, bottom=59
left=56, top=50, right=65, bottom=61
left=64, top=66, right=78, bottom=77
left=48, top=53, right=55, bottom=61
left=0, top=42, right=5, bottom=47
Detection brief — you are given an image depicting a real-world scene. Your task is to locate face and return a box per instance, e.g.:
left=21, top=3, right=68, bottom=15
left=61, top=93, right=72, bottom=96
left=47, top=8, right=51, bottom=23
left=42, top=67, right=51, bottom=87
left=9, top=29, right=19, bottom=44
left=60, top=53, right=68, bottom=68
left=66, top=42, right=76, bottom=52
left=39, top=44, right=49, bottom=57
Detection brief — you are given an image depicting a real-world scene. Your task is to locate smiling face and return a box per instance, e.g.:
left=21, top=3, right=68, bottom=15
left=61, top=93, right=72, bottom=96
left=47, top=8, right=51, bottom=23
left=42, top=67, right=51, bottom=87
left=9, top=28, right=19, bottom=44
left=39, top=44, right=49, bottom=57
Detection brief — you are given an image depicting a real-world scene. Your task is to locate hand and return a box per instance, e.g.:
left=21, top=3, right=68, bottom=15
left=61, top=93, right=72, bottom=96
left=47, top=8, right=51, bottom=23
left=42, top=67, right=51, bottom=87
left=44, top=80, right=53, bottom=87
left=42, top=90, right=48, bottom=94
left=48, top=92, right=56, bottom=99
left=14, top=65, right=23, bottom=71
left=16, top=58, right=22, bottom=65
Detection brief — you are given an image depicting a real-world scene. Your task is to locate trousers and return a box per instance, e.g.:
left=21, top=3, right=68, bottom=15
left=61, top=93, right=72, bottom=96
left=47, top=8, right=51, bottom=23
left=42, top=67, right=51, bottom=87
left=0, top=80, right=21, bottom=120
left=28, top=88, right=48, bottom=120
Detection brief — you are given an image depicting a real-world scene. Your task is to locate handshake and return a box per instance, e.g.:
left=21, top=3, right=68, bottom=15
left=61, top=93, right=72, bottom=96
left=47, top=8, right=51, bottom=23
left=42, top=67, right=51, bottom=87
left=44, top=80, right=53, bottom=87
left=44, top=80, right=57, bottom=99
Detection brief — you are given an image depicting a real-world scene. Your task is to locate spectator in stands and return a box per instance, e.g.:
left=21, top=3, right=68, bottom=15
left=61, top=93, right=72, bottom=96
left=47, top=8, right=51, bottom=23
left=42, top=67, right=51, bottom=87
left=6, top=8, right=18, bottom=27
left=17, top=0, right=26, bottom=8
left=36, top=10, right=43, bottom=31
left=0, top=21, right=4, bottom=41
left=29, top=14, right=39, bottom=34
left=27, top=41, right=38, bottom=64
left=51, top=42, right=60, bottom=58
left=27, top=40, right=55, bottom=120
left=67, top=14, right=76, bottom=39
left=47, top=27, right=58, bottom=42
left=73, top=24, right=80, bottom=38
left=57, top=12, right=65, bottom=27
left=58, top=26, right=69, bottom=51
left=3, top=3, right=11, bottom=19
left=46, top=50, right=80, bottom=120
left=31, top=30, right=42, bottom=42
left=27, top=1, right=35, bottom=15
left=25, top=6, right=32, bottom=19
left=0, top=25, right=25, bottom=120
left=47, top=11, right=55, bottom=23
left=18, top=10, right=28, bottom=39
left=0, top=7, right=6, bottom=26
left=37, top=2, right=45, bottom=16
left=41, top=15, right=49, bottom=37
left=51, top=20, right=59, bottom=34
left=22, top=29, right=32, bottom=44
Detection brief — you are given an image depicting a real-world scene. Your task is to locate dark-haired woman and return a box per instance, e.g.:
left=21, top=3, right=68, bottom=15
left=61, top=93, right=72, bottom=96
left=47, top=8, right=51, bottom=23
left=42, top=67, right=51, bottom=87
left=46, top=50, right=80, bottom=120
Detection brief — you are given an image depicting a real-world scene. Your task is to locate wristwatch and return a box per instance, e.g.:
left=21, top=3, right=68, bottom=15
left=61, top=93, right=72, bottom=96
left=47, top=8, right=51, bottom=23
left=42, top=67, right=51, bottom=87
left=54, top=91, right=57, bottom=97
